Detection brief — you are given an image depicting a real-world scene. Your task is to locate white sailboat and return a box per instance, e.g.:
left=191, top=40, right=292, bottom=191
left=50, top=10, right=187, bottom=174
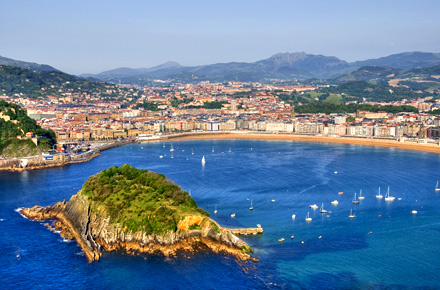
left=435, top=181, right=440, bottom=192
left=375, top=187, right=383, bottom=199
left=214, top=205, right=217, bottom=214
left=211, top=146, right=214, bottom=153
left=249, top=200, right=253, bottom=211
left=201, top=156, right=206, bottom=164
left=305, top=212, right=312, bottom=221
left=348, top=208, right=355, bottom=218
left=170, top=143, right=174, bottom=152
left=319, top=203, right=328, bottom=213
left=352, top=192, right=360, bottom=204
left=229, top=147, right=232, bottom=153
left=384, top=186, right=395, bottom=201
left=192, top=149, right=194, bottom=155
left=358, top=189, right=365, bottom=200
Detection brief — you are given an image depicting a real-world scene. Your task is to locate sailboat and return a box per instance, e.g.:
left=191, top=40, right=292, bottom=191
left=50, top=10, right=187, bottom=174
left=375, top=187, right=383, bottom=199
left=305, top=212, right=312, bottom=221
left=211, top=146, right=214, bottom=153
left=319, top=203, right=328, bottom=213
left=229, top=147, right=232, bottom=153
left=214, top=205, right=217, bottom=214
left=358, top=189, right=365, bottom=200
left=352, top=192, right=360, bottom=204
left=192, top=148, right=194, bottom=155
left=201, top=156, right=206, bottom=164
left=384, top=186, right=395, bottom=201
left=348, top=208, right=355, bottom=218
left=249, top=200, right=253, bottom=211
left=435, top=181, right=440, bottom=192
left=170, top=143, right=174, bottom=152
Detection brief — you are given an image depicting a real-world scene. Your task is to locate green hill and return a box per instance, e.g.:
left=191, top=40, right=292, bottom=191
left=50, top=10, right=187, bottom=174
left=81, top=164, right=209, bottom=234
left=0, top=65, right=129, bottom=100
left=0, top=100, right=55, bottom=157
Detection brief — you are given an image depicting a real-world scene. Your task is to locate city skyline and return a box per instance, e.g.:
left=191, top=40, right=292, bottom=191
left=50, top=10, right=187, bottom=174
left=1, top=0, right=439, bottom=75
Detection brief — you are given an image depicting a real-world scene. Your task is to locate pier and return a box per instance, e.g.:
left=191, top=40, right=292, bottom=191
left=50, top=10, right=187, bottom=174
left=228, top=227, right=263, bottom=235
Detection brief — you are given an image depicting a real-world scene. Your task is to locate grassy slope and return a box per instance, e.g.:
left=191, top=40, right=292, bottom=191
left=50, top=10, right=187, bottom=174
left=81, top=164, right=209, bottom=235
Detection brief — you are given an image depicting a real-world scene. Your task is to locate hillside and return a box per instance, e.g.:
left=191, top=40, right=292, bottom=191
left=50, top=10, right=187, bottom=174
left=21, top=164, right=252, bottom=262
left=0, top=55, right=58, bottom=72
left=0, top=65, right=134, bottom=100
left=0, top=100, right=56, bottom=158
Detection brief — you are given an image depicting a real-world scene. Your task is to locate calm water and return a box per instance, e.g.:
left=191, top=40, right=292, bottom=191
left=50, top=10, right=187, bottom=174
left=1, top=140, right=440, bottom=289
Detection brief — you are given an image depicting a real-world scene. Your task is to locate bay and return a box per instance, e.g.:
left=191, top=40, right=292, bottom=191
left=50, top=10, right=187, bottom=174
left=1, top=140, right=440, bottom=289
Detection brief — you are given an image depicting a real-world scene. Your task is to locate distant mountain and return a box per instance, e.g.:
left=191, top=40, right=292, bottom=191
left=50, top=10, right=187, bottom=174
left=333, top=64, right=440, bottom=83
left=0, top=55, right=59, bottom=72
left=351, top=52, right=440, bottom=69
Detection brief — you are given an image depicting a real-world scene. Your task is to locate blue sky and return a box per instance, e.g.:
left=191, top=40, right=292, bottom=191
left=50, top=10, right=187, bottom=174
left=1, top=0, right=439, bottom=75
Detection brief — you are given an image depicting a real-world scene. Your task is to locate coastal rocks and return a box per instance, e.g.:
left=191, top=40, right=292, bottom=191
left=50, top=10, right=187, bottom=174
left=20, top=192, right=251, bottom=263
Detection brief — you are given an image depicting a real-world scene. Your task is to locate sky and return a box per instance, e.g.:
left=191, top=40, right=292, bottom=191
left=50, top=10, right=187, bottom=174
left=1, top=0, right=439, bottom=75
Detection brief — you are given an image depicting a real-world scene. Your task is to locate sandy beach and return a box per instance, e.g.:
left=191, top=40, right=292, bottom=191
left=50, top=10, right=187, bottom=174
left=167, top=133, right=440, bottom=154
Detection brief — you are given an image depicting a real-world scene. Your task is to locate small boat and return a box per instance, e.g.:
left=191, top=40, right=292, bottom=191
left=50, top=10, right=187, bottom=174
left=384, top=186, right=395, bottom=201
left=231, top=213, right=235, bottom=218
left=435, top=181, right=440, bottom=192
left=376, top=187, right=383, bottom=199
left=201, top=156, right=206, bottom=165
left=334, top=171, right=338, bottom=174
left=192, top=149, right=194, bottom=155
left=358, top=189, right=365, bottom=200
left=170, top=144, right=174, bottom=152
left=319, top=203, right=328, bottom=213
left=271, top=199, right=275, bottom=202
left=249, top=200, right=253, bottom=211
left=331, top=200, right=339, bottom=205
left=159, top=155, right=163, bottom=158
left=291, top=214, right=296, bottom=219
left=352, top=192, right=360, bottom=204
left=290, top=235, right=294, bottom=239
left=348, top=208, right=355, bottom=218
left=229, top=148, right=232, bottom=153
left=309, top=204, right=318, bottom=209
left=338, top=192, right=344, bottom=195
left=411, top=210, right=418, bottom=214
left=278, top=238, right=285, bottom=242
left=212, top=146, right=214, bottom=153
left=214, top=205, right=217, bottom=214
left=305, top=212, right=312, bottom=221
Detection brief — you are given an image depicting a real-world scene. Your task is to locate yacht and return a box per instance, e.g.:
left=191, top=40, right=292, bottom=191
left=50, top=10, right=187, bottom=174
left=309, top=204, right=319, bottom=210
left=331, top=200, right=339, bottom=205
left=319, top=203, right=328, bottom=213
left=384, top=186, right=395, bottom=201
left=376, top=187, right=383, bottom=199
left=358, top=189, right=365, bottom=200
left=348, top=208, right=355, bottom=218
left=411, top=210, right=418, bottom=214
left=352, top=192, right=360, bottom=204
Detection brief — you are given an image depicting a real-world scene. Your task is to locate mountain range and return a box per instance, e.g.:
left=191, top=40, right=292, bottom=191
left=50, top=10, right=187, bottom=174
left=81, top=51, right=440, bottom=84
left=2, top=51, right=440, bottom=84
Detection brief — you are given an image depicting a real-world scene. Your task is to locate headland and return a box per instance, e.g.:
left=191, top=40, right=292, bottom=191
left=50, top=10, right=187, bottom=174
left=20, top=164, right=254, bottom=262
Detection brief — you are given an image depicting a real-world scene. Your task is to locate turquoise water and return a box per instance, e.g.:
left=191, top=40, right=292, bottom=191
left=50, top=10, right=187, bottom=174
left=1, top=140, right=440, bottom=289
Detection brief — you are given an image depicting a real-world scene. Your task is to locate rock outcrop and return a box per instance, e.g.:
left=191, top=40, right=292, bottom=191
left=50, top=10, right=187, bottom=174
left=21, top=193, right=251, bottom=262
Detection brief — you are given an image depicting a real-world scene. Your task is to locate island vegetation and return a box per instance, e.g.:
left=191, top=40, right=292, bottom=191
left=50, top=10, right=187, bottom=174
left=0, top=100, right=56, bottom=157
left=81, top=164, right=209, bottom=234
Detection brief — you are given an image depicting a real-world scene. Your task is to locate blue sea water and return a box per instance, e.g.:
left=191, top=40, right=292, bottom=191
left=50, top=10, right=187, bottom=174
left=1, top=140, right=440, bottom=289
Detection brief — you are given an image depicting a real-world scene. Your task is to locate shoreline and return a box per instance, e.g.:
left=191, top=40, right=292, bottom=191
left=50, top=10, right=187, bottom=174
left=165, top=132, right=440, bottom=154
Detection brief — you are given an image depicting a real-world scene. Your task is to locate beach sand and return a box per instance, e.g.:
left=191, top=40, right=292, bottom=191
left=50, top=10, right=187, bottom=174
left=167, top=133, right=440, bottom=154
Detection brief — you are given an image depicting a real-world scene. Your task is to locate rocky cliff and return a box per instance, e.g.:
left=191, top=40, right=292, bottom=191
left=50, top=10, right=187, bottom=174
left=21, top=192, right=251, bottom=262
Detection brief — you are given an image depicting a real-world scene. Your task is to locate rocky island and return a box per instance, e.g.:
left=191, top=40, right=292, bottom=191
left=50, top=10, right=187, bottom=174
left=21, top=164, right=253, bottom=262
